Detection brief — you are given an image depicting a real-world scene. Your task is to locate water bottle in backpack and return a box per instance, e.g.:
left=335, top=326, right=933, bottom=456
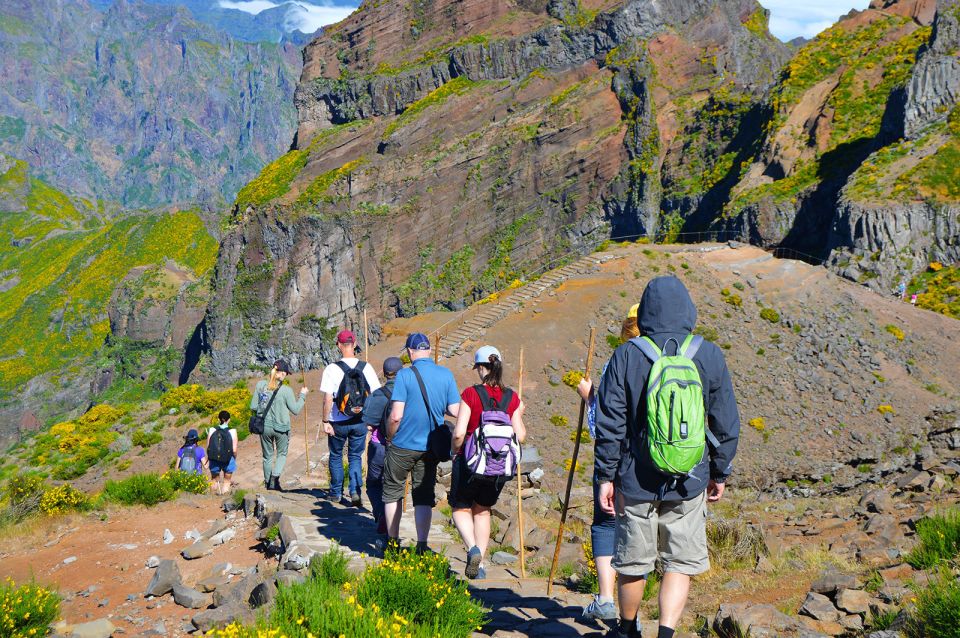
left=463, top=385, right=521, bottom=480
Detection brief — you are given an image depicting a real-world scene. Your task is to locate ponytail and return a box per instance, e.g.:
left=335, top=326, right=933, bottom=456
left=480, top=354, right=504, bottom=389
left=267, top=366, right=281, bottom=391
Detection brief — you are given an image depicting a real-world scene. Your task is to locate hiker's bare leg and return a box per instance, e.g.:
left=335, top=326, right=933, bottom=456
left=471, top=504, right=491, bottom=558
left=223, top=472, right=233, bottom=492
left=384, top=500, right=402, bottom=538
left=617, top=574, right=646, bottom=623
left=658, top=572, right=691, bottom=628
left=597, top=556, right=615, bottom=600
left=413, top=505, right=432, bottom=543
left=451, top=507, right=475, bottom=549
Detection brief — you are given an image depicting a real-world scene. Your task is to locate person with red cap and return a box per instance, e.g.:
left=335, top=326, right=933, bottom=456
left=320, top=329, right=381, bottom=505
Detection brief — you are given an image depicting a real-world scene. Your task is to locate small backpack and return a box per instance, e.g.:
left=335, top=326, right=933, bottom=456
left=335, top=361, right=371, bottom=418
left=178, top=445, right=201, bottom=474
left=207, top=427, right=234, bottom=465
left=377, top=385, right=393, bottom=442
left=463, top=385, right=521, bottom=481
left=630, top=334, right=709, bottom=478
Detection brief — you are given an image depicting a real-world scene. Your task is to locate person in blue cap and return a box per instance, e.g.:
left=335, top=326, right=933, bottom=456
left=380, top=333, right=460, bottom=554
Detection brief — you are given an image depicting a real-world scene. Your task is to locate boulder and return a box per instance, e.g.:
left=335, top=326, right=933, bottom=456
left=274, top=570, right=306, bottom=587
left=172, top=584, right=208, bottom=610
left=490, top=551, right=519, bottom=566
left=209, top=528, right=236, bottom=546
left=811, top=570, right=859, bottom=595
left=70, top=619, right=116, bottom=638
left=213, top=568, right=262, bottom=609
left=278, top=514, right=297, bottom=548
left=714, top=603, right=826, bottom=637
left=145, top=560, right=181, bottom=597
left=799, top=592, right=841, bottom=623
left=201, top=519, right=230, bottom=540
left=196, top=574, right=230, bottom=593
left=182, top=540, right=214, bottom=560
left=192, top=603, right=253, bottom=632
left=836, top=589, right=872, bottom=615
left=242, top=493, right=257, bottom=518
left=859, top=489, right=894, bottom=514
left=249, top=581, right=277, bottom=608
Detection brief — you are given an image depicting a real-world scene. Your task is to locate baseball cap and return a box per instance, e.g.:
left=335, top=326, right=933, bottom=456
left=336, top=330, right=356, bottom=344
left=273, top=359, right=291, bottom=373
left=404, top=332, right=431, bottom=350
left=627, top=303, right=639, bottom=320
left=473, top=345, right=502, bottom=367
left=382, top=356, right=404, bottom=376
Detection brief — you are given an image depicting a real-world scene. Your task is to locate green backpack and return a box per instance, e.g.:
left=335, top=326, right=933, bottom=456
left=630, top=334, right=710, bottom=478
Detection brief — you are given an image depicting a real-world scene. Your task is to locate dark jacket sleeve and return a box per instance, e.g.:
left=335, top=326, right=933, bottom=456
left=705, top=346, right=740, bottom=482
left=594, top=347, right=628, bottom=484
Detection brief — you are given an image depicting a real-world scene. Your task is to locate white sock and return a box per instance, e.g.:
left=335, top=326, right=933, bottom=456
left=598, top=595, right=614, bottom=605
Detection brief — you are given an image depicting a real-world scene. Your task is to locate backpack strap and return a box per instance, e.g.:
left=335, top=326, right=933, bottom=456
left=629, top=336, right=661, bottom=362
left=410, top=365, right=440, bottom=429
left=334, top=360, right=351, bottom=376
left=681, top=334, right=704, bottom=359
left=473, top=385, right=494, bottom=411
left=497, top=388, right=515, bottom=412
left=258, top=385, right=282, bottom=416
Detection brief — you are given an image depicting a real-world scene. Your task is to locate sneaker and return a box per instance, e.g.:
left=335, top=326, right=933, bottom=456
left=582, top=595, right=617, bottom=621
left=465, top=546, right=482, bottom=579
left=475, top=566, right=486, bottom=580
left=351, top=492, right=362, bottom=507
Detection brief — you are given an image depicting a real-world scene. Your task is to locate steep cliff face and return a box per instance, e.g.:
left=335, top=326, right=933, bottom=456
left=713, top=0, right=960, bottom=293
left=0, top=0, right=300, bottom=208
left=207, top=0, right=789, bottom=375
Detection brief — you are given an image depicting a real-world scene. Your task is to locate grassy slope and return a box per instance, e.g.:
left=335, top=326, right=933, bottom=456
left=0, top=158, right=218, bottom=391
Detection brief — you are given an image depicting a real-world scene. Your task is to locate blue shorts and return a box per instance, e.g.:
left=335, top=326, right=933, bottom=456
left=209, top=457, right=237, bottom=475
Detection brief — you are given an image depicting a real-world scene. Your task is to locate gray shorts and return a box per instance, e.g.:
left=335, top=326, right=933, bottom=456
left=381, top=445, right=438, bottom=507
left=612, top=490, right=709, bottom=577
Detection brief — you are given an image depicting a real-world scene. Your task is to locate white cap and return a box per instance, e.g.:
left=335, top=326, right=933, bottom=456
left=473, top=345, right=502, bottom=367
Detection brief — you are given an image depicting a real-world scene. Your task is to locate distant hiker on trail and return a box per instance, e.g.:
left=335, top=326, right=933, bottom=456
left=250, top=359, right=308, bottom=491
left=595, top=276, right=740, bottom=638
left=911, top=293, right=918, bottom=305
left=450, top=345, right=525, bottom=580
left=177, top=429, right=206, bottom=475
left=381, top=332, right=460, bottom=554
left=361, top=356, right=405, bottom=547
left=897, top=280, right=907, bottom=301
left=320, top=330, right=381, bottom=506
left=576, top=303, right=640, bottom=623
left=207, top=410, right=238, bottom=495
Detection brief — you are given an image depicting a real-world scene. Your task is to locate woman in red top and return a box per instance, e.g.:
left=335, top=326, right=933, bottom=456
left=450, top=345, right=526, bottom=579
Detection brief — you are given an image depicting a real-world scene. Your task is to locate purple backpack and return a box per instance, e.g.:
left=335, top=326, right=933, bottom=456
left=463, top=385, right=522, bottom=480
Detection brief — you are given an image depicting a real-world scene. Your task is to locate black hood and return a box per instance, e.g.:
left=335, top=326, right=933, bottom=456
left=637, top=276, right=697, bottom=336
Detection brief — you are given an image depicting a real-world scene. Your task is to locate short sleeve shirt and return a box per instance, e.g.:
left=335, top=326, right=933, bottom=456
left=320, top=358, right=382, bottom=422
left=390, top=359, right=460, bottom=452
left=459, top=385, right=520, bottom=456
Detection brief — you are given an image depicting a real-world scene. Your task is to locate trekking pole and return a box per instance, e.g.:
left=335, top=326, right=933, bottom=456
left=517, top=346, right=526, bottom=578
left=301, top=365, right=310, bottom=476
left=363, top=309, right=369, bottom=477
left=547, top=327, right=595, bottom=597
left=434, top=333, right=441, bottom=363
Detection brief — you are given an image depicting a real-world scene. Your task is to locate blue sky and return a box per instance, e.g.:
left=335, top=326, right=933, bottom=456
left=758, top=0, right=871, bottom=41
left=218, top=1, right=872, bottom=41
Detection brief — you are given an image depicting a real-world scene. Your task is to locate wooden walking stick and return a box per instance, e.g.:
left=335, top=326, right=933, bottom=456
left=516, top=347, right=526, bottom=578
left=434, top=333, right=441, bottom=363
left=301, top=366, right=310, bottom=476
left=363, top=309, right=369, bottom=362
left=547, top=327, right=595, bottom=597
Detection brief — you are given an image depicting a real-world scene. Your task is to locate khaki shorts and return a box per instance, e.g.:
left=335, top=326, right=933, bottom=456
left=612, top=490, right=709, bottom=577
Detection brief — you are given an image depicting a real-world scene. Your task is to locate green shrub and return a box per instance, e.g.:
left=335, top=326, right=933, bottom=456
left=357, top=549, right=487, bottom=636
left=908, top=570, right=960, bottom=638
left=550, top=415, right=569, bottom=427
left=265, top=525, right=280, bottom=542
left=759, top=308, right=780, bottom=323
left=906, top=509, right=960, bottom=569
left=606, top=334, right=622, bottom=349
left=103, top=473, right=175, bottom=506
left=38, top=484, right=90, bottom=515
left=0, top=579, right=60, bottom=638
left=131, top=429, right=163, bottom=448
left=161, top=470, right=208, bottom=494
left=693, top=325, right=720, bottom=342
left=309, top=545, right=350, bottom=586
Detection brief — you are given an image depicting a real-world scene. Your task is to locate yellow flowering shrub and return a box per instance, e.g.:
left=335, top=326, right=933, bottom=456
left=0, top=579, right=59, bottom=638
left=562, top=370, right=584, bottom=389
left=748, top=417, right=766, bottom=432
left=877, top=405, right=895, bottom=415
left=25, top=405, right=123, bottom=480
left=38, top=485, right=89, bottom=515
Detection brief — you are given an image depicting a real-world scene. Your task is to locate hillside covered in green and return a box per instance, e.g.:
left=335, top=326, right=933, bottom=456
left=0, top=157, right=217, bottom=397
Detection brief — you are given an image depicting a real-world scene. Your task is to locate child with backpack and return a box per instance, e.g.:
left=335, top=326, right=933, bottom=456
left=176, top=429, right=206, bottom=475
left=207, top=410, right=238, bottom=495
left=450, top=345, right=526, bottom=579
left=361, top=357, right=405, bottom=546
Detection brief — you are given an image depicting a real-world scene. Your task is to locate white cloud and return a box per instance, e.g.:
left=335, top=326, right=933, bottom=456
left=758, top=0, right=871, bottom=41
left=217, top=0, right=358, bottom=32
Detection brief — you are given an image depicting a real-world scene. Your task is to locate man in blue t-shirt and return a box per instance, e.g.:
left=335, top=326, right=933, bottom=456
left=381, top=333, right=460, bottom=554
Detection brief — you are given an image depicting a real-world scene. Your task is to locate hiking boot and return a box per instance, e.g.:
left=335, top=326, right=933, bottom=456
left=465, top=546, right=482, bottom=579
left=605, top=620, right=642, bottom=638
left=270, top=476, right=283, bottom=492
left=323, top=490, right=341, bottom=503
left=350, top=492, right=362, bottom=507
left=415, top=541, right=431, bottom=555
left=582, top=595, right=618, bottom=622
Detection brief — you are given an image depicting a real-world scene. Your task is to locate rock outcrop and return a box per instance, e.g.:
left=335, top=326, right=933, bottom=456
left=207, top=0, right=789, bottom=375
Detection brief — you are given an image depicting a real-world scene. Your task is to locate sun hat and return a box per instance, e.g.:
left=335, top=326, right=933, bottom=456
left=185, top=429, right=199, bottom=443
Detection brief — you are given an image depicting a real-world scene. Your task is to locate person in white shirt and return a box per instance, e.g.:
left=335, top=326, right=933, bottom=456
left=320, top=329, right=381, bottom=505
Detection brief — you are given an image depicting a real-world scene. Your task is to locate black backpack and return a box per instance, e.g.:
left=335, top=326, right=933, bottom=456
left=207, top=427, right=234, bottom=464
left=377, top=385, right=393, bottom=442
left=335, top=361, right=371, bottom=418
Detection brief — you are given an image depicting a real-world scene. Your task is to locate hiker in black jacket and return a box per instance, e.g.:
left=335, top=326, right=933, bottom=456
left=594, top=276, right=740, bottom=638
